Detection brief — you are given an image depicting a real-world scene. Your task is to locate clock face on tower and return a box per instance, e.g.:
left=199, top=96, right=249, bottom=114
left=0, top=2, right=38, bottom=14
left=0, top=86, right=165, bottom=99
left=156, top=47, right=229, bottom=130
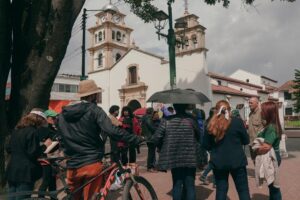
left=101, top=16, right=107, bottom=22
left=113, top=15, right=120, bottom=23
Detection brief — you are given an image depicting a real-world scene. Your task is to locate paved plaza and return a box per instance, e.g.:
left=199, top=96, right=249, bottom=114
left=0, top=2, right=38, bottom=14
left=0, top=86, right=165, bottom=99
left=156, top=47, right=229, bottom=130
left=136, top=136, right=300, bottom=200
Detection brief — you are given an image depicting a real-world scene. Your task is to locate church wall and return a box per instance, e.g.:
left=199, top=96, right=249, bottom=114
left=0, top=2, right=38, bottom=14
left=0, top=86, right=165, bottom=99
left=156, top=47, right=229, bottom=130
left=175, top=52, right=213, bottom=113
left=230, top=69, right=264, bottom=89
left=108, top=49, right=169, bottom=111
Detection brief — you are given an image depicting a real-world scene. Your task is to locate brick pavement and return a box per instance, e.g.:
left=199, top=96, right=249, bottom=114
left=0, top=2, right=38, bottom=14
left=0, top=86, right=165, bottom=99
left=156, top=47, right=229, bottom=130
left=137, top=148, right=300, bottom=200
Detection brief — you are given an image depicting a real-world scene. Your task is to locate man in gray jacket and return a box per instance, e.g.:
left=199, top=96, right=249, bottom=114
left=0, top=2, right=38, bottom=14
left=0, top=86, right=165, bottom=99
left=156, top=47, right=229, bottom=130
left=58, top=80, right=143, bottom=200
left=248, top=97, right=264, bottom=161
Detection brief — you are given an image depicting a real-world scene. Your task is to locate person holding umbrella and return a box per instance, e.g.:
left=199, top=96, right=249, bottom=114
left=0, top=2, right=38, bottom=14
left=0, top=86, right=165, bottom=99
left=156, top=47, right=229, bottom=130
left=149, top=103, right=200, bottom=200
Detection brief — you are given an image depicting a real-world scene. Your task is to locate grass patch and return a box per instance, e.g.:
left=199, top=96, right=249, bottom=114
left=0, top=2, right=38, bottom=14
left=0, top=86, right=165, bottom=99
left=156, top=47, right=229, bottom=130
left=285, top=120, right=300, bottom=127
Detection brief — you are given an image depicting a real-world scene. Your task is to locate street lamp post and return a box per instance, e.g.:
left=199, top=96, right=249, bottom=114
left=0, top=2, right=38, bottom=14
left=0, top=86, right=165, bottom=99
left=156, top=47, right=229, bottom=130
left=154, top=0, right=186, bottom=90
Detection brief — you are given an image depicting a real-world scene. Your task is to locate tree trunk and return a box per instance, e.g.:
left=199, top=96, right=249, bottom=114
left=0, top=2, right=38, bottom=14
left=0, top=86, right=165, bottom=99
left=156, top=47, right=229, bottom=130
left=0, top=0, right=12, bottom=186
left=0, top=0, right=85, bottom=186
left=9, top=0, right=85, bottom=127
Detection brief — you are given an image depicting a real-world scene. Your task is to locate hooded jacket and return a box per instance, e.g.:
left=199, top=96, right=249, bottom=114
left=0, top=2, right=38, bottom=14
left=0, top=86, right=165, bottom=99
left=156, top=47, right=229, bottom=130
left=58, top=101, right=142, bottom=168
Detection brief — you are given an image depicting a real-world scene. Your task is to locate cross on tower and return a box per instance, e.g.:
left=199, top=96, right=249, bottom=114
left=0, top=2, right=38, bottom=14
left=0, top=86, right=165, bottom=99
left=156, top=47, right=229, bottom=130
left=184, top=0, right=189, bottom=14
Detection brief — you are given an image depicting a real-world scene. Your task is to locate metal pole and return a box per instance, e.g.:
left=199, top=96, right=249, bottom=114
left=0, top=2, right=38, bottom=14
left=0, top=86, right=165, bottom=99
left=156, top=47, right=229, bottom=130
left=167, top=1, right=176, bottom=89
left=81, top=8, right=87, bottom=80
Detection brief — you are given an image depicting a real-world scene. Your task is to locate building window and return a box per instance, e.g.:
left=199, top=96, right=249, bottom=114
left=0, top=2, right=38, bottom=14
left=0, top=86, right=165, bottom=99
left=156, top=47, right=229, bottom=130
left=191, top=35, right=197, bottom=48
left=98, top=53, right=103, bottom=66
left=103, top=30, right=105, bottom=40
left=98, top=32, right=102, bottom=41
left=116, top=53, right=121, bottom=62
left=246, top=79, right=249, bottom=83
left=217, top=80, right=222, bottom=86
left=54, top=84, right=78, bottom=93
left=284, top=91, right=292, bottom=100
left=129, top=66, right=137, bottom=84
left=94, top=34, right=98, bottom=43
left=184, top=37, right=189, bottom=48
left=116, top=31, right=121, bottom=41
left=52, top=83, right=59, bottom=92
left=285, top=107, right=293, bottom=115
left=240, top=88, right=243, bottom=91
left=112, top=30, right=115, bottom=40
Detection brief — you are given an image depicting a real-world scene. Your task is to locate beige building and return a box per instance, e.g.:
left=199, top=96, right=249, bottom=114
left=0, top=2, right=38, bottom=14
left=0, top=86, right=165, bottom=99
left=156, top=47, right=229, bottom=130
left=86, top=3, right=212, bottom=113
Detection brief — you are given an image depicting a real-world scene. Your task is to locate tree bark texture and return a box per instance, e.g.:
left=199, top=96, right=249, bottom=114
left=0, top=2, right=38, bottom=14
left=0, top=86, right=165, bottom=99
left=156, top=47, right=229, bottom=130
left=0, top=0, right=85, bottom=185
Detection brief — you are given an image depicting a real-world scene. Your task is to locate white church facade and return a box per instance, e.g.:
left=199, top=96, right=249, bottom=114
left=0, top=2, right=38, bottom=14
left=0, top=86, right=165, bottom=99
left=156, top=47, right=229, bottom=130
left=87, top=3, right=212, bottom=112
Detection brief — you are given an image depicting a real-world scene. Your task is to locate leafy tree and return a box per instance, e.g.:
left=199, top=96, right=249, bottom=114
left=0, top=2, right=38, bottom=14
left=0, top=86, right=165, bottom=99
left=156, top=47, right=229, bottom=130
left=293, top=69, right=300, bottom=113
left=0, top=0, right=296, bottom=186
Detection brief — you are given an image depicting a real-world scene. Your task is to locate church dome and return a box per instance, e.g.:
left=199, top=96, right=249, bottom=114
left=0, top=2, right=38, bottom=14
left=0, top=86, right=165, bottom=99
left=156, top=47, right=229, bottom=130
left=102, top=3, right=119, bottom=13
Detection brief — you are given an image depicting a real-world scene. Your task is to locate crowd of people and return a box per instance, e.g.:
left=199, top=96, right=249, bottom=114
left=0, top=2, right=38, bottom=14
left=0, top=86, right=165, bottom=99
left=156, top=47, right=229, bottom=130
left=5, top=79, right=285, bottom=200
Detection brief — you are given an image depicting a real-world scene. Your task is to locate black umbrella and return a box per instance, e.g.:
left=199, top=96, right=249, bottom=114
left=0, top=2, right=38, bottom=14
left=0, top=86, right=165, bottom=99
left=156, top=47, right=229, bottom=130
left=147, top=88, right=210, bottom=104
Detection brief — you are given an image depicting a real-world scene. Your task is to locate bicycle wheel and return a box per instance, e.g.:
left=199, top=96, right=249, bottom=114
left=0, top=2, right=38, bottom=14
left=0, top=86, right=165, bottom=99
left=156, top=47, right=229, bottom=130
left=122, top=176, right=158, bottom=200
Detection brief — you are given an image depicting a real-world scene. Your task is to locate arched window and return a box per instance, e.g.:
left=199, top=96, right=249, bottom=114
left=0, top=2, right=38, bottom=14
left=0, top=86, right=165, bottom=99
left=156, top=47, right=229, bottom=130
left=184, top=37, right=189, bottom=49
left=98, top=53, right=103, bottom=66
left=103, top=30, right=105, bottom=40
left=122, top=34, right=126, bottom=42
left=116, top=53, right=121, bottom=62
left=116, top=31, right=121, bottom=41
left=191, top=35, right=197, bottom=48
left=98, top=32, right=102, bottom=41
left=95, top=34, right=98, bottom=43
left=112, top=30, right=115, bottom=40
left=129, top=66, right=137, bottom=84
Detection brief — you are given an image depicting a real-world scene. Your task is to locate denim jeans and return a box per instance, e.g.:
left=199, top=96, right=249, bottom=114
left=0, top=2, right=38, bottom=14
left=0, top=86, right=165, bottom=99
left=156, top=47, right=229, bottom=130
left=202, top=162, right=215, bottom=184
left=213, top=167, right=250, bottom=200
left=171, top=167, right=196, bottom=200
left=8, top=182, right=34, bottom=200
left=268, top=151, right=282, bottom=200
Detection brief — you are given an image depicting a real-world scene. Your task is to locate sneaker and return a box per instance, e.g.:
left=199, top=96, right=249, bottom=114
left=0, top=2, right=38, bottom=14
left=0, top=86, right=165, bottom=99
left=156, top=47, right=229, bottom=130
left=147, top=168, right=158, bottom=173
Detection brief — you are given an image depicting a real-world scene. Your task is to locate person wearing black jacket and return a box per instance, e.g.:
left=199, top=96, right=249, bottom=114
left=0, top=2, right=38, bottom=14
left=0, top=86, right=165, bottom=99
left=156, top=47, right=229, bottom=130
left=57, top=79, right=143, bottom=200
left=149, top=104, right=200, bottom=200
left=203, top=100, right=250, bottom=200
left=6, top=109, right=52, bottom=200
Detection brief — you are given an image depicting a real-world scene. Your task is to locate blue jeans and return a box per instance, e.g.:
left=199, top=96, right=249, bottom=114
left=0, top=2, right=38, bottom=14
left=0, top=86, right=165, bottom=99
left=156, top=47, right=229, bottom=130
left=202, top=162, right=215, bottom=184
left=8, top=182, right=34, bottom=200
left=171, top=167, right=196, bottom=200
left=268, top=151, right=282, bottom=200
left=213, top=167, right=250, bottom=200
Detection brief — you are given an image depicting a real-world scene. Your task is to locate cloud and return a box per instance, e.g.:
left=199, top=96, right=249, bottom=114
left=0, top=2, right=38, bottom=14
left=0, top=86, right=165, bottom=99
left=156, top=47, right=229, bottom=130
left=60, top=0, right=300, bottom=85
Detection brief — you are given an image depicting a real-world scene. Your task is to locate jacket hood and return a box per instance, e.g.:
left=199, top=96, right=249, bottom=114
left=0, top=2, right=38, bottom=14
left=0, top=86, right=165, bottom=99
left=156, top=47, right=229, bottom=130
left=62, top=102, right=91, bottom=122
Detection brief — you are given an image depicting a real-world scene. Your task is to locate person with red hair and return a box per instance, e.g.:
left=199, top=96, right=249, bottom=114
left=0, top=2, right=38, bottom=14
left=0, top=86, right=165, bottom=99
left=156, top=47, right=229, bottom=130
left=255, top=101, right=282, bottom=200
left=203, top=100, right=250, bottom=200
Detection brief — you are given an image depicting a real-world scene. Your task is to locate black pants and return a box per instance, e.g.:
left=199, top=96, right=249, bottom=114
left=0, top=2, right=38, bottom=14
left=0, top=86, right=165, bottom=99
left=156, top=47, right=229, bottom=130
left=121, top=146, right=137, bottom=165
left=147, top=143, right=156, bottom=169
left=213, top=167, right=250, bottom=200
left=110, top=139, right=119, bottom=163
left=39, top=165, right=56, bottom=199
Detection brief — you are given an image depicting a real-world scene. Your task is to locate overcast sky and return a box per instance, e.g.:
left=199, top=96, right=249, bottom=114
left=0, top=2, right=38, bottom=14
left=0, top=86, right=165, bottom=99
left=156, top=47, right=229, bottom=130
left=60, top=0, right=300, bottom=85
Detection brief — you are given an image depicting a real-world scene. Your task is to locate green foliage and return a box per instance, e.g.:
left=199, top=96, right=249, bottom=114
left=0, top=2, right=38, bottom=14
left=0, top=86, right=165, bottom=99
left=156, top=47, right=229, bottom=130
left=122, top=0, right=296, bottom=22
left=122, top=0, right=158, bottom=23
left=293, top=69, right=300, bottom=113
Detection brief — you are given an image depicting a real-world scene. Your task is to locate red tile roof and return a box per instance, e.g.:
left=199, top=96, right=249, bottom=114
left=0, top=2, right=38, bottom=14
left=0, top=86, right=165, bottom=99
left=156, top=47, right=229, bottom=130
left=211, top=84, right=258, bottom=98
left=278, top=80, right=295, bottom=92
left=208, top=72, right=263, bottom=89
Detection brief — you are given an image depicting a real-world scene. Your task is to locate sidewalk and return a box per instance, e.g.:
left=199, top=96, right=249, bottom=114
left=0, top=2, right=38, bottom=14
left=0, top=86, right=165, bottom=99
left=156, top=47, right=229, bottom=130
left=138, top=150, right=300, bottom=200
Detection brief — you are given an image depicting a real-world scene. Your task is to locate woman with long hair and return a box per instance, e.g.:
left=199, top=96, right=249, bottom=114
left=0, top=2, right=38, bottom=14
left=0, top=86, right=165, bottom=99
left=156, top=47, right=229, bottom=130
left=6, top=108, right=52, bottom=200
left=203, top=100, right=250, bottom=200
left=255, top=101, right=282, bottom=199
